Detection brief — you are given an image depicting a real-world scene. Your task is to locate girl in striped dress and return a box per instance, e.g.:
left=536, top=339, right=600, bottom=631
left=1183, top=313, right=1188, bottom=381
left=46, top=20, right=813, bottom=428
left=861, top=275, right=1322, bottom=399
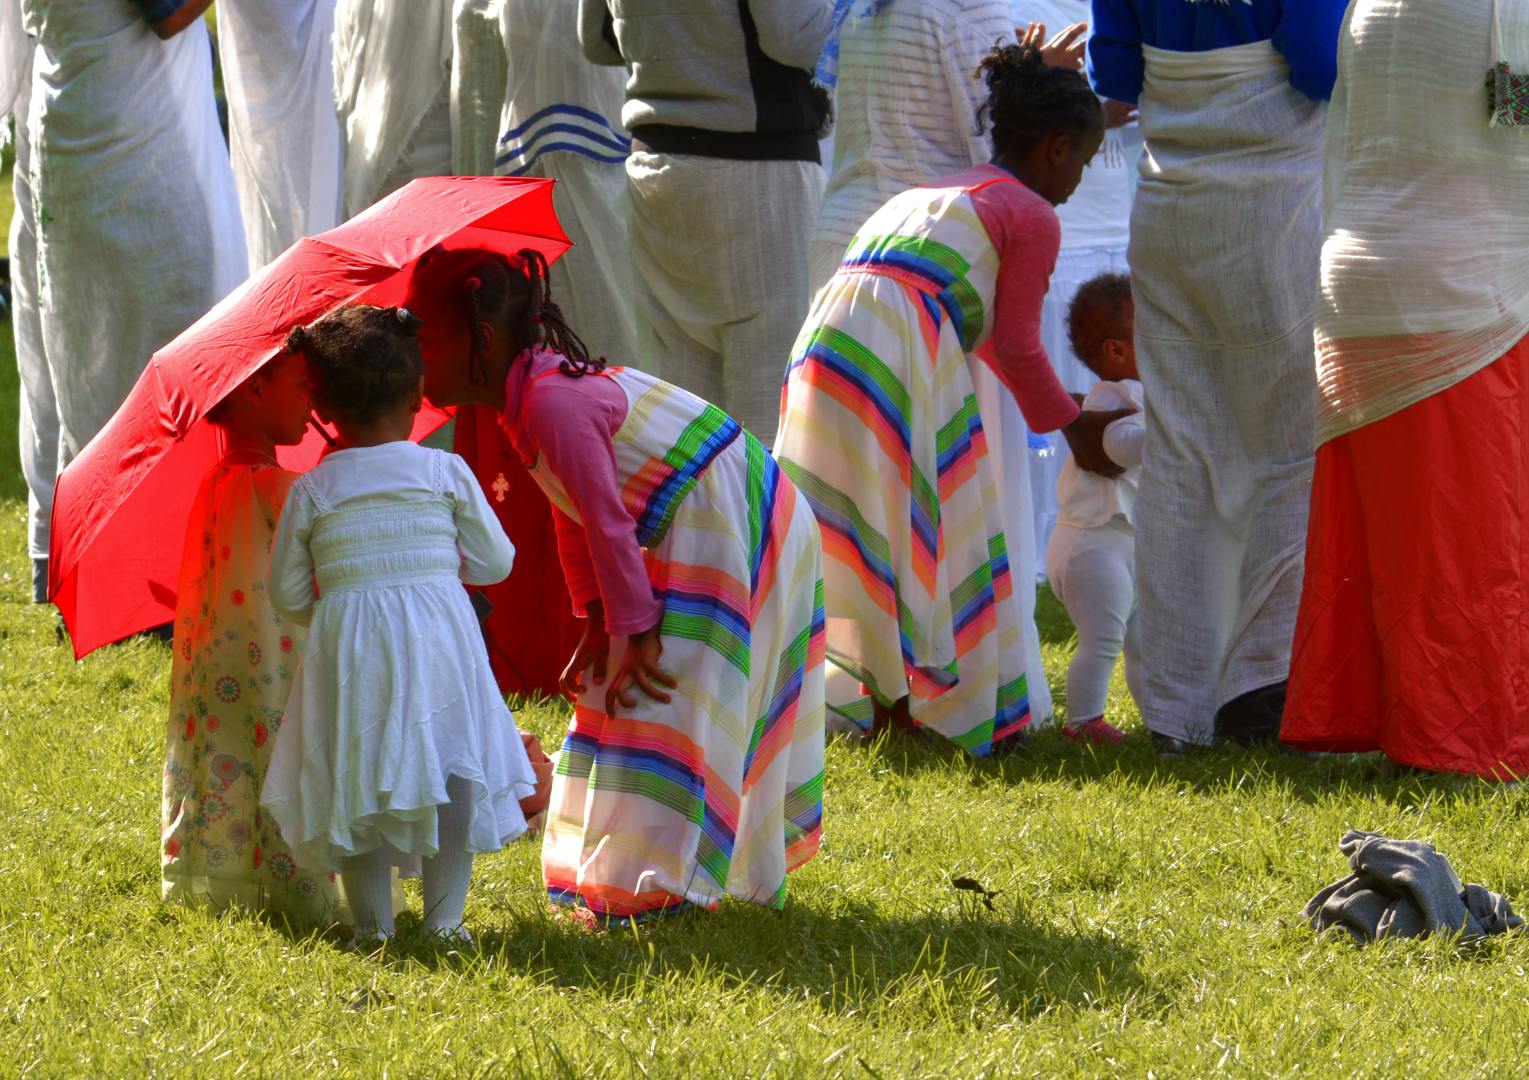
left=407, top=248, right=826, bottom=923
left=776, top=43, right=1126, bottom=755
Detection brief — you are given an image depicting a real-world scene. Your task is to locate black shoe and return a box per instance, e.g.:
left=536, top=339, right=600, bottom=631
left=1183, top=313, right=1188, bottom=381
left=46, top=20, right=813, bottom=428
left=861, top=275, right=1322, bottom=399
left=31, top=557, right=47, bottom=604
left=1150, top=731, right=1194, bottom=758
left=989, top=729, right=1031, bottom=758
left=139, top=622, right=175, bottom=645
left=1214, top=681, right=1287, bottom=748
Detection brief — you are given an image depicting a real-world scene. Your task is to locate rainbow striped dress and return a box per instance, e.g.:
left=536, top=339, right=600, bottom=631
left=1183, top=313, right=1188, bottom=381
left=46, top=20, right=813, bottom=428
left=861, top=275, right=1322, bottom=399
left=524, top=364, right=827, bottom=919
left=775, top=175, right=1032, bottom=755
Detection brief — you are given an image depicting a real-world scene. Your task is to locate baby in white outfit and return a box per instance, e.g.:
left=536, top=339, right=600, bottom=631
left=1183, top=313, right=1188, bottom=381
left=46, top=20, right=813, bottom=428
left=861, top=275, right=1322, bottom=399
left=1046, top=273, right=1145, bottom=743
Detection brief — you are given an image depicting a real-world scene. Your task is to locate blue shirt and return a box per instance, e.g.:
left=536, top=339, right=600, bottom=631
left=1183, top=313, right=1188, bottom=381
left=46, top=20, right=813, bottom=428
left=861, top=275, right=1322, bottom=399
left=133, top=0, right=186, bottom=24
left=1087, top=0, right=1346, bottom=104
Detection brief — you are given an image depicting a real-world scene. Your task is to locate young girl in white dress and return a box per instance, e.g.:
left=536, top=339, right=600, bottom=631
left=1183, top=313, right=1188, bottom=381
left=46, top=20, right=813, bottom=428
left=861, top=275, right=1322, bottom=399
left=262, top=304, right=540, bottom=946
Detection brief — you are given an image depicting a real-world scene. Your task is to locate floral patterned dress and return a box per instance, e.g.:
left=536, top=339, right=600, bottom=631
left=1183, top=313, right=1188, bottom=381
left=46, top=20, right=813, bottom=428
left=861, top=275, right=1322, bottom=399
left=161, top=456, right=340, bottom=926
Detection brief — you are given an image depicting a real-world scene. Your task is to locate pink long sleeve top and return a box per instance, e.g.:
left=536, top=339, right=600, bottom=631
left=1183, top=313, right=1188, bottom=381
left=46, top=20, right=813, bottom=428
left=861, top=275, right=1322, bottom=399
left=957, top=163, right=1080, bottom=434
left=498, top=348, right=664, bottom=636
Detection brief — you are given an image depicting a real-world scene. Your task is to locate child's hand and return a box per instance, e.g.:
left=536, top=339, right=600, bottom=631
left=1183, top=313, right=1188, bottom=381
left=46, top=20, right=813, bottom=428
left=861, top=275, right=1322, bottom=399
left=560, top=607, right=612, bottom=702
left=605, top=621, right=677, bottom=714
left=1063, top=408, right=1137, bottom=479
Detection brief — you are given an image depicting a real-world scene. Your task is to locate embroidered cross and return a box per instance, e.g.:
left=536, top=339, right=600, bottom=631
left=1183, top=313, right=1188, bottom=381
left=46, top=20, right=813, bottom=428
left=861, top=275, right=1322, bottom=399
left=492, top=472, right=509, bottom=502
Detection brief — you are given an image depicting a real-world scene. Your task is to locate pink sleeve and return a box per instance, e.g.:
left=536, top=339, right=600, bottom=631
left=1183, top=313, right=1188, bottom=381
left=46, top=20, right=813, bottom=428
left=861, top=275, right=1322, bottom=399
left=523, top=382, right=664, bottom=636
left=550, top=504, right=601, bottom=614
left=971, top=185, right=1081, bottom=434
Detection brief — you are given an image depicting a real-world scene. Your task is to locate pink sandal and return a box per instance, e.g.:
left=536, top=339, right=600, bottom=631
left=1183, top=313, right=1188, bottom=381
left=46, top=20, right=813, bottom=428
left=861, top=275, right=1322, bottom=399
left=1062, top=716, right=1125, bottom=744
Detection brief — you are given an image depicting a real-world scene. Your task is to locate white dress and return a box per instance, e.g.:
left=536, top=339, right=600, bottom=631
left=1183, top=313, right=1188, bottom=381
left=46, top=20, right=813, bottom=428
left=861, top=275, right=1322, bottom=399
left=262, top=442, right=538, bottom=873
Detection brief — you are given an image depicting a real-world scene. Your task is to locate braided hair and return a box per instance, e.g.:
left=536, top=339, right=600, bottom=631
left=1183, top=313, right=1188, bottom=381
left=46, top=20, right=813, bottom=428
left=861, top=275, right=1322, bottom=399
left=408, top=246, right=605, bottom=382
left=976, top=42, right=1104, bottom=159
left=285, top=305, right=425, bottom=428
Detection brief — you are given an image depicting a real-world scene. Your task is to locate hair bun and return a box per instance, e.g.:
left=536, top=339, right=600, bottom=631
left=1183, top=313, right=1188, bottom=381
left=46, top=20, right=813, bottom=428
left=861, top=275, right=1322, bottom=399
left=395, top=307, right=423, bottom=335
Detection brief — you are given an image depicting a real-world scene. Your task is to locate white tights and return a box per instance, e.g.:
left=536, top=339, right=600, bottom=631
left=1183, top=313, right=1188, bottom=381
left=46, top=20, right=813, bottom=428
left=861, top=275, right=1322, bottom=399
left=1046, top=519, right=1143, bottom=722
left=341, top=776, right=476, bottom=939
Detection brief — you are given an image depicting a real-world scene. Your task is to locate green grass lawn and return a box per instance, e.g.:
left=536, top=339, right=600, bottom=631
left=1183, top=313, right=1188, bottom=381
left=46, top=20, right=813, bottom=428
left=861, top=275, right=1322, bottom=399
left=5, top=257, right=1529, bottom=1075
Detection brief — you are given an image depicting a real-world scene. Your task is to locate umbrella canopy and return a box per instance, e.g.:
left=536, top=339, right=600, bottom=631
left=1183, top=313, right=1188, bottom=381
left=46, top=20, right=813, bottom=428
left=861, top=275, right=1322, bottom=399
left=50, top=176, right=570, bottom=658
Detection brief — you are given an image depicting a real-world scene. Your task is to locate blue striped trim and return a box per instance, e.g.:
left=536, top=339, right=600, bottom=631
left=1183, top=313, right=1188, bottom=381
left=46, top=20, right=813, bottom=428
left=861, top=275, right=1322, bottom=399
left=747, top=437, right=780, bottom=597
left=499, top=103, right=629, bottom=148
left=844, top=247, right=969, bottom=345
left=497, top=104, right=631, bottom=173
left=800, top=338, right=912, bottom=456
left=660, top=585, right=751, bottom=652
left=633, top=413, right=740, bottom=547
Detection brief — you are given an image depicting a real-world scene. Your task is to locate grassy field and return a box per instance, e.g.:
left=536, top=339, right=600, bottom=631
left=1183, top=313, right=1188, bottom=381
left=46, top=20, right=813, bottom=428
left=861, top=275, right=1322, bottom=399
left=6, top=258, right=1529, bottom=1076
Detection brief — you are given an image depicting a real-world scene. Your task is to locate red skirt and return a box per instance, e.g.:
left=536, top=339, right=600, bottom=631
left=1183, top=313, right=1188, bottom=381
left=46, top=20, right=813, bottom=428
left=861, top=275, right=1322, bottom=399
left=453, top=404, right=584, bottom=700
left=1282, top=337, right=1529, bottom=778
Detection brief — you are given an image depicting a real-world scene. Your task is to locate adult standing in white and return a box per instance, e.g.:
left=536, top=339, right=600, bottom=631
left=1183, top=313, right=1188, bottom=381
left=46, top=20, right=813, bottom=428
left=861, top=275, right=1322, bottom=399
left=452, top=0, right=638, bottom=364
left=1089, top=0, right=1346, bottom=751
left=578, top=0, right=832, bottom=444
left=1, top=0, right=52, bottom=604
left=333, top=0, right=454, bottom=217
left=19, top=0, right=246, bottom=605
left=216, top=0, right=344, bottom=272
left=807, top=0, right=1019, bottom=295
left=1013, top=0, right=1138, bottom=582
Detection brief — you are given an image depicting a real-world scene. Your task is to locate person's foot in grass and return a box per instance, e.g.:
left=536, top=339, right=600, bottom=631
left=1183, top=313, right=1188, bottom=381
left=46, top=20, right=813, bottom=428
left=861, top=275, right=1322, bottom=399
left=989, top=728, right=1031, bottom=758
left=1062, top=716, right=1125, bottom=744
left=1150, top=730, right=1195, bottom=757
left=1214, top=681, right=1287, bottom=747
left=426, top=926, right=476, bottom=950
left=871, top=696, right=918, bottom=737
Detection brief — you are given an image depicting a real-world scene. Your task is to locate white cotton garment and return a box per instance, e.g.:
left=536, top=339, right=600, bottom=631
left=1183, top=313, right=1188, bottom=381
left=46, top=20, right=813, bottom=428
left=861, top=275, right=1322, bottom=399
left=628, top=151, right=822, bottom=445
left=1316, top=0, right=1529, bottom=444
left=1010, top=0, right=1140, bottom=578
left=1128, top=41, right=1323, bottom=744
left=1023, top=246, right=1131, bottom=579
left=966, top=354, right=1056, bottom=727
left=1011, top=0, right=1140, bottom=251
left=1047, top=517, right=1140, bottom=721
left=21, top=0, right=247, bottom=469
left=809, top=0, right=1014, bottom=294
left=446, top=0, right=640, bottom=365
left=1055, top=378, right=1143, bottom=530
left=5, top=20, right=54, bottom=567
left=262, top=443, right=538, bottom=873
left=333, top=0, right=454, bottom=216
left=218, top=0, right=344, bottom=271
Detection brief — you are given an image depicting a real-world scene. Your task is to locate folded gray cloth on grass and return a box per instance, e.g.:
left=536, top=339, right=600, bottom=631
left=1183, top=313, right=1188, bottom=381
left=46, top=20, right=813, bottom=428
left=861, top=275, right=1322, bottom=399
left=1305, top=831, right=1523, bottom=944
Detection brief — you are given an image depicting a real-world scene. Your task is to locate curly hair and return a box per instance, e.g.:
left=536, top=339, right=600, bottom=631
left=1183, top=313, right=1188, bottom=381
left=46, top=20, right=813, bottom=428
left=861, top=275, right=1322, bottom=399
left=407, top=246, right=604, bottom=383
left=284, top=304, right=425, bottom=428
left=976, top=42, right=1104, bottom=159
left=1066, top=272, right=1133, bottom=370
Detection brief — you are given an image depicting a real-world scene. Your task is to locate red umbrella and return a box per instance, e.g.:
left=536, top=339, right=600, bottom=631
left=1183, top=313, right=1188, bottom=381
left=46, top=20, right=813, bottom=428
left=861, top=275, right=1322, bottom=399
left=50, top=176, right=572, bottom=659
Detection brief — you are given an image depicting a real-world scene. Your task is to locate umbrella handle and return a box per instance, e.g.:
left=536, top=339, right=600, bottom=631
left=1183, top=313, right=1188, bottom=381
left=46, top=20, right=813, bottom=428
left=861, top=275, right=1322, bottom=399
left=308, top=414, right=338, bottom=447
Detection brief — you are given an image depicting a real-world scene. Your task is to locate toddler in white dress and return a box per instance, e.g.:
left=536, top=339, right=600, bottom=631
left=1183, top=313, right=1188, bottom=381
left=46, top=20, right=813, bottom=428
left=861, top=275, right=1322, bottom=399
left=1045, top=274, right=1145, bottom=743
left=262, top=304, right=539, bottom=946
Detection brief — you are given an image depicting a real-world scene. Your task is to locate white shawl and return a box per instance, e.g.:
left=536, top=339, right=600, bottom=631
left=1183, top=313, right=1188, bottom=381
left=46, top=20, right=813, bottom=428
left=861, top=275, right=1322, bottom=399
left=1316, top=0, right=1529, bottom=443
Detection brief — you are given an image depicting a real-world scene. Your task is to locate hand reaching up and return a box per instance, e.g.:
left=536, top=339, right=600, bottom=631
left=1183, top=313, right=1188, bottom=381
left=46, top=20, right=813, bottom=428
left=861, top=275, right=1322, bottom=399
left=1019, top=21, right=1088, bottom=70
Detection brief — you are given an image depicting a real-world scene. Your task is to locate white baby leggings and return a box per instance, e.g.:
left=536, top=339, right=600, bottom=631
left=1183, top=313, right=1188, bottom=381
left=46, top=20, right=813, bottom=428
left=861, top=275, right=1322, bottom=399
left=1046, top=519, right=1143, bottom=722
left=341, top=775, right=476, bottom=939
